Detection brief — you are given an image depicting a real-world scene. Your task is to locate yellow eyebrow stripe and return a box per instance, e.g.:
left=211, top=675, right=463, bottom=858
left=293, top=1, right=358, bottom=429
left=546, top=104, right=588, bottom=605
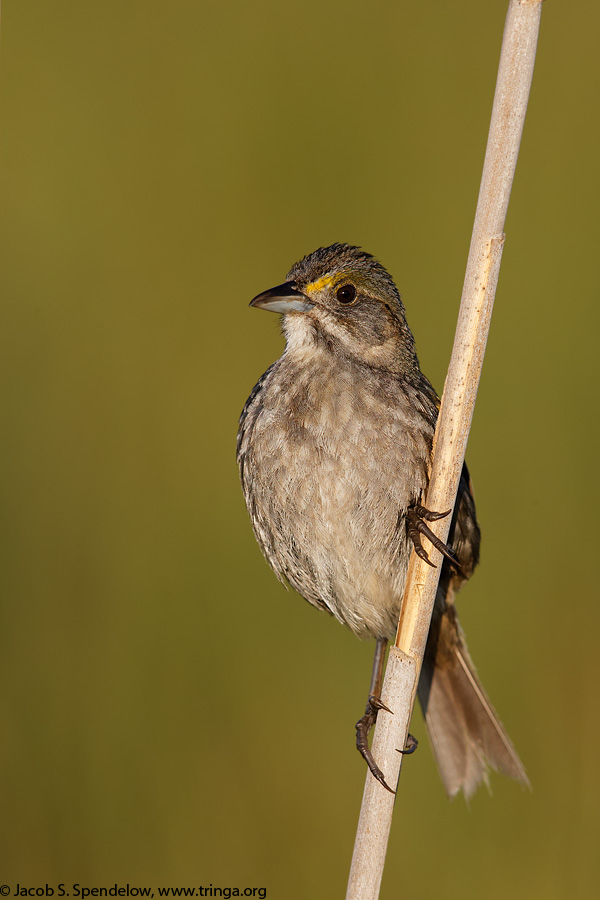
left=305, top=274, right=337, bottom=295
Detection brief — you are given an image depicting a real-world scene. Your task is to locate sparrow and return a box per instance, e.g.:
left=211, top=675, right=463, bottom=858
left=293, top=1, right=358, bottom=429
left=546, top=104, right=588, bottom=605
left=237, top=243, right=528, bottom=797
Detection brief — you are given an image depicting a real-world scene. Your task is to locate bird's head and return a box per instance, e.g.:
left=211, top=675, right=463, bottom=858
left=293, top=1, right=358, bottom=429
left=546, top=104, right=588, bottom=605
left=250, top=243, right=419, bottom=373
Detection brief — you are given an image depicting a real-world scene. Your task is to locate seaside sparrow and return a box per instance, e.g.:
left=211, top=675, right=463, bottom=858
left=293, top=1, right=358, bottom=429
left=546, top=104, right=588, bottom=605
left=237, top=243, right=528, bottom=798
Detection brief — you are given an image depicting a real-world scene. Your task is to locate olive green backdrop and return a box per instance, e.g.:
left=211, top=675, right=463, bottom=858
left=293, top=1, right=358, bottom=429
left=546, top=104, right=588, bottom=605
left=1, top=1, right=598, bottom=897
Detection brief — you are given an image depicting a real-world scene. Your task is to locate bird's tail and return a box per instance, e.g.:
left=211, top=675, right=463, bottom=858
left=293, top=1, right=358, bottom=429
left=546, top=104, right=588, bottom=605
left=417, top=603, right=530, bottom=799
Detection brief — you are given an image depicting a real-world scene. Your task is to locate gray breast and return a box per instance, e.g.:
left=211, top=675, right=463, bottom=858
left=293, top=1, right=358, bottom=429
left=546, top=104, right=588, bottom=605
left=238, top=349, right=436, bottom=640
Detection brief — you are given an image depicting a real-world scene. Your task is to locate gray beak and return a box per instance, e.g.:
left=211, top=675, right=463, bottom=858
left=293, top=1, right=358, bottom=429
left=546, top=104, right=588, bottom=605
left=250, top=281, right=313, bottom=314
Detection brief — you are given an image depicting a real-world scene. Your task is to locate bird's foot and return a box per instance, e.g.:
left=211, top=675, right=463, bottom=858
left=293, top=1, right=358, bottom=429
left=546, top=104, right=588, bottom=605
left=355, top=696, right=418, bottom=794
left=399, top=733, right=418, bottom=754
left=406, top=505, right=463, bottom=573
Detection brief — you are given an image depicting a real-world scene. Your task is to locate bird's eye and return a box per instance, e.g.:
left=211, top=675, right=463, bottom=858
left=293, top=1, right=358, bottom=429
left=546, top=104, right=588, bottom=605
left=336, top=284, right=357, bottom=305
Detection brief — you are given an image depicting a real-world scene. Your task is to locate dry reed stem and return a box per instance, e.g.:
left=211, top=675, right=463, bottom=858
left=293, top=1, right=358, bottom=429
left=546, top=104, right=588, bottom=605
left=346, top=3, right=544, bottom=898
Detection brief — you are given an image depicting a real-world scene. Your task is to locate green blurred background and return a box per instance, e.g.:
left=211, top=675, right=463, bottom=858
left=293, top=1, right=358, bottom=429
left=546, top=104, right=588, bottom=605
left=1, top=1, right=598, bottom=896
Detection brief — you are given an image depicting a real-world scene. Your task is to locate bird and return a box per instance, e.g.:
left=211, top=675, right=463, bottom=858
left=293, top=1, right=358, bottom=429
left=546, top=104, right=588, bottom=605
left=237, top=243, right=528, bottom=798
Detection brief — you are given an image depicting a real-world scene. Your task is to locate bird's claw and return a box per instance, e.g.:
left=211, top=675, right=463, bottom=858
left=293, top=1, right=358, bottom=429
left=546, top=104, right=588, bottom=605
left=406, top=505, right=463, bottom=573
left=397, top=733, right=418, bottom=755
left=368, top=695, right=393, bottom=715
left=355, top=696, right=418, bottom=793
left=356, top=696, right=396, bottom=793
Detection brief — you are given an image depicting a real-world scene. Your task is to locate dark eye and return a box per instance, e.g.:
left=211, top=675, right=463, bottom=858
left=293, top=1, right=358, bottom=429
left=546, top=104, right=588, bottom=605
left=336, top=284, right=357, bottom=305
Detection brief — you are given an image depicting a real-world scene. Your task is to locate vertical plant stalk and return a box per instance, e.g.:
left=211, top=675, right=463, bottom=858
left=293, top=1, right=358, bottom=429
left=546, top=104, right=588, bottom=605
left=346, top=2, right=544, bottom=898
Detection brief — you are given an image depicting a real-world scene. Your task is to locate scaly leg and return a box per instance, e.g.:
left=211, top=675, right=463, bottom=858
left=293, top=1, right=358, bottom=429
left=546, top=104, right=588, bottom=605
left=355, top=638, right=418, bottom=794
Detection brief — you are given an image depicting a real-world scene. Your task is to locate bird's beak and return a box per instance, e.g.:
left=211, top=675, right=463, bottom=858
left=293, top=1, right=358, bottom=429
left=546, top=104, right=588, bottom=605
left=249, top=281, right=313, bottom=314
